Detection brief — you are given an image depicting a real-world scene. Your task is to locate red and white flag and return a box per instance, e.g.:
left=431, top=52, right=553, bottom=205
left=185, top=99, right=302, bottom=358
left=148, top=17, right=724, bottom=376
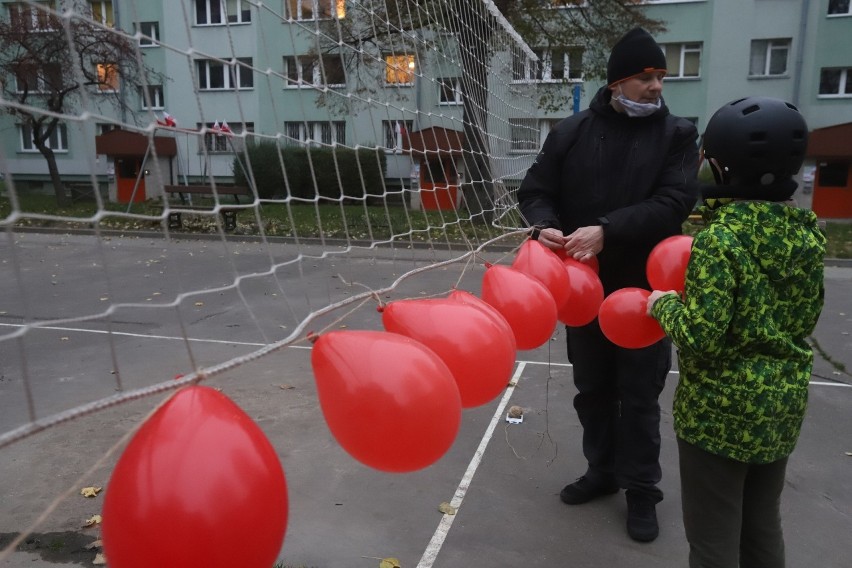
left=220, top=121, right=232, bottom=135
left=157, top=111, right=177, bottom=127
left=212, top=120, right=221, bottom=133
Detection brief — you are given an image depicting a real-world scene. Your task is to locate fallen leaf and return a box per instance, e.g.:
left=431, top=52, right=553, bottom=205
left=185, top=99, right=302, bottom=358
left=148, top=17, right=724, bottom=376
left=194, top=302, right=204, bottom=306
left=438, top=502, right=456, bottom=515
left=60, top=337, right=69, bottom=341
left=83, top=514, right=102, bottom=527
left=85, top=540, right=103, bottom=550
left=279, top=384, right=295, bottom=390
left=93, top=552, right=106, bottom=565
left=80, top=486, right=102, bottom=498
left=845, top=452, right=852, bottom=456
left=379, top=558, right=402, bottom=568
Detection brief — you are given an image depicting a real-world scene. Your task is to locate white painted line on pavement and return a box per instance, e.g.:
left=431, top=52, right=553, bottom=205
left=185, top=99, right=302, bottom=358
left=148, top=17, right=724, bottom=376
left=416, top=362, right=527, bottom=568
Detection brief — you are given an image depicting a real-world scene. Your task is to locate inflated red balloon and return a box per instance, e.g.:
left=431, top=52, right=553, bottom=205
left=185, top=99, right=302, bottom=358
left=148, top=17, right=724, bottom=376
left=598, top=287, right=666, bottom=349
left=559, top=258, right=605, bottom=327
left=512, top=239, right=570, bottom=314
left=102, top=386, right=288, bottom=568
left=480, top=264, right=558, bottom=350
left=555, top=247, right=599, bottom=274
left=383, top=298, right=516, bottom=408
left=448, top=289, right=517, bottom=350
left=311, top=330, right=461, bottom=472
left=647, top=235, right=693, bottom=293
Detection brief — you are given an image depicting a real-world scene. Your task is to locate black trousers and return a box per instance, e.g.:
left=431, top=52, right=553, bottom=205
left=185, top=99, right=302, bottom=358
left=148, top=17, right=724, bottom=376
left=678, top=438, right=787, bottom=568
left=566, top=322, right=671, bottom=502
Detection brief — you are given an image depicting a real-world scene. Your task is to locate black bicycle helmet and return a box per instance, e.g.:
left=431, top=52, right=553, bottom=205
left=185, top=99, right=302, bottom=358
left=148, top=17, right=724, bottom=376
left=702, top=97, right=808, bottom=199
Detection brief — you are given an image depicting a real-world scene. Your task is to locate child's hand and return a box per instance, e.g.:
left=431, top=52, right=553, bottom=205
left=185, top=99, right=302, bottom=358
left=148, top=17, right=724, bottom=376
left=646, top=290, right=677, bottom=316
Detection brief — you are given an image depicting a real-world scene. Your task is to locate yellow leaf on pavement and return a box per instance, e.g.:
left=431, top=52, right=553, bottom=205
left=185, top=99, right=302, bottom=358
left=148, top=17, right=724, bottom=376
left=438, top=502, right=456, bottom=515
left=83, top=514, right=102, bottom=527
left=80, top=486, right=102, bottom=498
left=379, top=558, right=402, bottom=568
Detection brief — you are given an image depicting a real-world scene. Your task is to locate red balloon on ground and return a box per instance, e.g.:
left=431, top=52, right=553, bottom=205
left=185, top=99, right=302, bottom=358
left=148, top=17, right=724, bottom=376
left=555, top=247, right=599, bottom=274
left=598, top=287, right=666, bottom=349
left=512, top=239, right=570, bottom=315
left=383, top=298, right=516, bottom=408
left=480, top=264, right=557, bottom=350
left=559, top=258, right=605, bottom=327
left=311, top=330, right=461, bottom=472
left=647, top=235, right=693, bottom=293
left=102, top=386, right=288, bottom=568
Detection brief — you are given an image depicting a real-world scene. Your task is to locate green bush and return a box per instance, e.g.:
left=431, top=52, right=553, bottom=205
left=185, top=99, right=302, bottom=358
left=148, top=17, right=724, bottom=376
left=234, top=143, right=386, bottom=200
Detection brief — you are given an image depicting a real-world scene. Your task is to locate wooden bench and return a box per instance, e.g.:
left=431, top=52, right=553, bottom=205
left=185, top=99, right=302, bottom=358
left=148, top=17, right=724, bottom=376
left=161, top=185, right=252, bottom=231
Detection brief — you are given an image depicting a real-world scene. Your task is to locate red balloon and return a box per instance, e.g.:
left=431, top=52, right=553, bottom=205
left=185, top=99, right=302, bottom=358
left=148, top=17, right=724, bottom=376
left=598, top=288, right=666, bottom=349
left=448, top=289, right=517, bottom=350
left=480, top=264, right=558, bottom=350
left=559, top=258, right=605, bottom=327
left=512, top=239, right=570, bottom=314
left=383, top=298, right=516, bottom=408
left=311, top=330, right=461, bottom=472
left=102, top=386, right=288, bottom=568
left=555, top=247, right=599, bottom=274
left=646, top=235, right=693, bottom=293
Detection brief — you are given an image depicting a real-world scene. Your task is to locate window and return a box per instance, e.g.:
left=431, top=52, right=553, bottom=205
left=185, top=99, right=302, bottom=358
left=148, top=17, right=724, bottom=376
left=662, top=43, right=701, bottom=78
left=438, top=77, right=462, bottom=105
left=96, top=63, right=119, bottom=92
left=197, top=58, right=254, bottom=90
left=195, top=0, right=251, bottom=25
left=510, top=118, right=558, bottom=152
left=749, top=39, right=790, bottom=77
left=512, top=47, right=582, bottom=82
left=198, top=122, right=254, bottom=153
left=828, top=0, right=851, bottom=15
left=285, top=0, right=345, bottom=20
left=90, top=1, right=113, bottom=26
left=382, top=120, right=413, bottom=152
left=20, top=123, right=68, bottom=152
left=97, top=123, right=118, bottom=135
left=817, top=162, right=849, bottom=187
left=14, top=62, right=62, bottom=93
left=139, top=85, right=164, bottom=109
left=284, top=55, right=345, bottom=87
left=283, top=121, right=346, bottom=147
left=135, top=21, right=160, bottom=46
left=819, top=67, right=852, bottom=96
left=384, top=55, right=415, bottom=85
left=7, top=2, right=56, bottom=31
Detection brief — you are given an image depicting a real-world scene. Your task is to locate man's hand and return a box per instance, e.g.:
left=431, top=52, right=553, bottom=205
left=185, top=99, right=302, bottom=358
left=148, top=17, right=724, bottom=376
left=536, top=227, right=566, bottom=251
left=563, top=226, right=604, bottom=261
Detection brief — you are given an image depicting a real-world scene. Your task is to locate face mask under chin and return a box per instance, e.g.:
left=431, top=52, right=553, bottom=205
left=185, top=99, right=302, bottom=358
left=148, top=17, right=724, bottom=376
left=614, top=87, right=661, bottom=118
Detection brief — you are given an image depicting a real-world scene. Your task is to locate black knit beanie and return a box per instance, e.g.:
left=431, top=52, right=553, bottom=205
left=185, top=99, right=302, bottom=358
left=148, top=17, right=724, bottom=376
left=607, top=28, right=667, bottom=86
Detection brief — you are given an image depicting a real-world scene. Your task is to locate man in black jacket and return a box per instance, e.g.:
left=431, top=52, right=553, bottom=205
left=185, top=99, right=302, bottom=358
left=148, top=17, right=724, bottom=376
left=517, top=27, right=699, bottom=543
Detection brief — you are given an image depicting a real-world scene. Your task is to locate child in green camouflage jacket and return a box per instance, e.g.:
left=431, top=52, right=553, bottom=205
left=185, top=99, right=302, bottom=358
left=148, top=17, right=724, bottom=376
left=647, top=97, right=826, bottom=568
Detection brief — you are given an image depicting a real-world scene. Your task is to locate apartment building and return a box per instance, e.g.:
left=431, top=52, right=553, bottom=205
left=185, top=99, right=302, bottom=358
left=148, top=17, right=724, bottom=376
left=0, top=0, right=850, bottom=216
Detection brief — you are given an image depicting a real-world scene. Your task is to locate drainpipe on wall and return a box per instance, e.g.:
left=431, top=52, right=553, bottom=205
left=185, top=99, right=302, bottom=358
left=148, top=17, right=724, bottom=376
left=113, top=0, right=127, bottom=125
left=792, top=0, right=810, bottom=108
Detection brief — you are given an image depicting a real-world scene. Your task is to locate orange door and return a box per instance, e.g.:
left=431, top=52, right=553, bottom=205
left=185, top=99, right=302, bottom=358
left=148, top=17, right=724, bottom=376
left=812, top=161, right=852, bottom=219
left=419, top=158, right=458, bottom=211
left=115, top=158, right=146, bottom=203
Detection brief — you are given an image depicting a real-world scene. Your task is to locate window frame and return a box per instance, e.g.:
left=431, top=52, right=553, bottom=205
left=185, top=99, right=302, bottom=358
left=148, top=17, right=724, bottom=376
left=96, top=62, right=120, bottom=92
left=285, top=0, right=345, bottom=21
left=19, top=123, right=68, bottom=153
left=384, top=54, right=416, bottom=86
left=382, top=119, right=413, bottom=153
left=749, top=38, right=790, bottom=77
left=283, top=121, right=346, bottom=147
left=136, top=21, right=160, bottom=47
left=438, top=77, right=463, bottom=105
left=90, top=0, right=114, bottom=27
left=818, top=67, right=852, bottom=97
left=662, top=42, right=702, bottom=79
left=827, top=0, right=852, bottom=16
left=7, top=1, right=56, bottom=32
left=139, top=84, right=164, bottom=109
left=195, top=0, right=251, bottom=26
left=512, top=47, right=583, bottom=83
left=283, top=55, right=345, bottom=88
left=196, top=57, right=254, bottom=91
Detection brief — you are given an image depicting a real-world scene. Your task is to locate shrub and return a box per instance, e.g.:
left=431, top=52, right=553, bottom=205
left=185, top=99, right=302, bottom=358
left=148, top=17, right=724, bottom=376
left=234, top=143, right=386, bottom=200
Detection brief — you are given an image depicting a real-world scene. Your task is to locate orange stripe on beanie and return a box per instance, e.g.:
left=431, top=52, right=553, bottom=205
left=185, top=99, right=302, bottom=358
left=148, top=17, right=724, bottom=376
left=606, top=28, right=667, bottom=86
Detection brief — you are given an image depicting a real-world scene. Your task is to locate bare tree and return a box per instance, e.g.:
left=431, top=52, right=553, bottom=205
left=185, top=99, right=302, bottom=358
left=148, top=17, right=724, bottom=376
left=0, top=0, right=162, bottom=205
left=314, top=0, right=663, bottom=221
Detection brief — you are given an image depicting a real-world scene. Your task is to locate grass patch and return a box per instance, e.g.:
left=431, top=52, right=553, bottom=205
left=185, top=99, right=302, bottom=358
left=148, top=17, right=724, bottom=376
left=1, top=193, right=850, bottom=258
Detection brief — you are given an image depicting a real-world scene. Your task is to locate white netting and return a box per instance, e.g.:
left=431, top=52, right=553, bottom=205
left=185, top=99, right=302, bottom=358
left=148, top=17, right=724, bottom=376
left=0, top=0, right=563, bottom=562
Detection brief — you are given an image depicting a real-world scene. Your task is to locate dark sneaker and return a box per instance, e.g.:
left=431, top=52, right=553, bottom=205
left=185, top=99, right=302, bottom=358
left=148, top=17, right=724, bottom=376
left=626, top=497, right=659, bottom=542
left=559, top=476, right=619, bottom=505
